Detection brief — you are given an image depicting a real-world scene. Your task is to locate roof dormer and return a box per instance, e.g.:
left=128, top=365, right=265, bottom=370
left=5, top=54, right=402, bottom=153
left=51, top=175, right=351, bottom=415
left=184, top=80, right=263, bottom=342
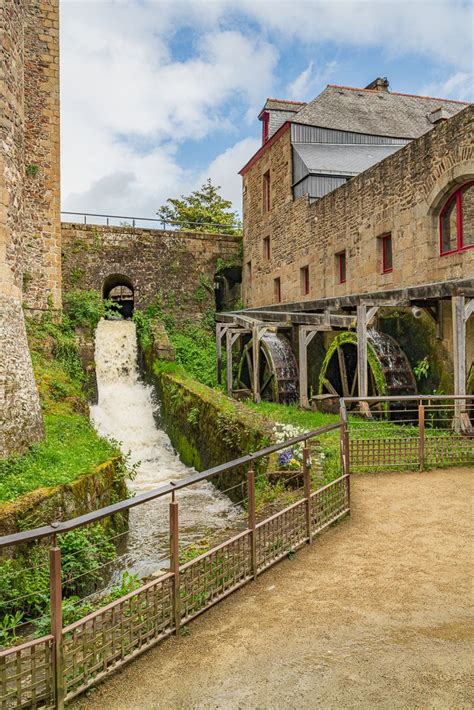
left=258, top=98, right=306, bottom=144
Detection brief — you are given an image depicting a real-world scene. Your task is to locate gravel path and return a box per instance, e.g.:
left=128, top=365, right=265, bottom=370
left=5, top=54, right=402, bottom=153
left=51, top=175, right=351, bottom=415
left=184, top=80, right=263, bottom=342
left=74, top=468, right=473, bottom=709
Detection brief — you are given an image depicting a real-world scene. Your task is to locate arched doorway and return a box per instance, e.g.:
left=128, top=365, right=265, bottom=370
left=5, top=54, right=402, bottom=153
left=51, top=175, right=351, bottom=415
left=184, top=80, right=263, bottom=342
left=103, top=274, right=134, bottom=318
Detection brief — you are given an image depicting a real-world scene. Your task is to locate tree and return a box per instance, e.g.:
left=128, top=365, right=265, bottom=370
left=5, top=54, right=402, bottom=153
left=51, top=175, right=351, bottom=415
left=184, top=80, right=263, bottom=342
left=157, top=178, right=242, bottom=234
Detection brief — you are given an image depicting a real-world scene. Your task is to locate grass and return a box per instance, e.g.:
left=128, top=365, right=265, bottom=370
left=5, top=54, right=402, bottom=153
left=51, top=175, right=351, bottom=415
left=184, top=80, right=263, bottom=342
left=0, top=415, right=118, bottom=503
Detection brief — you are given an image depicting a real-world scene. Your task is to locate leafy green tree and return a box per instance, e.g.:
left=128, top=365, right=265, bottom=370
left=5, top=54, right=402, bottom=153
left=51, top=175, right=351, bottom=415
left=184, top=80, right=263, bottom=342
left=157, top=178, right=242, bottom=234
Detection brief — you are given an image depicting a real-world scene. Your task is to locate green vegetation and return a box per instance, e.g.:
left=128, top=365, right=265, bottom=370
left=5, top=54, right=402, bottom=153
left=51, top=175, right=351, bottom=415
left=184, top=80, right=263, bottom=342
left=157, top=178, right=242, bottom=234
left=0, top=292, right=124, bottom=503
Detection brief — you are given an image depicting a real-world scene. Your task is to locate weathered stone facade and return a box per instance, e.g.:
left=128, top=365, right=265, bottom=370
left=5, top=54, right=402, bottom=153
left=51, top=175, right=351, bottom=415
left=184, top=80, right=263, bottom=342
left=61, top=223, right=242, bottom=323
left=242, top=106, right=473, bottom=308
left=0, top=0, right=61, bottom=457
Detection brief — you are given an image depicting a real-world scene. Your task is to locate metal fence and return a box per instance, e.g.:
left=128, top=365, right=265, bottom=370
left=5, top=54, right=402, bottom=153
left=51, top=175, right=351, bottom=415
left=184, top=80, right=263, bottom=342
left=0, top=423, right=348, bottom=709
left=342, top=395, right=474, bottom=472
left=60, top=212, right=241, bottom=235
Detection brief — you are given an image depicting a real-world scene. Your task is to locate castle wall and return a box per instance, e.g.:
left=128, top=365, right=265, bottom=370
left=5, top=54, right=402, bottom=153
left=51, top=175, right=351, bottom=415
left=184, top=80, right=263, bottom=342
left=61, top=224, right=242, bottom=323
left=0, top=0, right=61, bottom=457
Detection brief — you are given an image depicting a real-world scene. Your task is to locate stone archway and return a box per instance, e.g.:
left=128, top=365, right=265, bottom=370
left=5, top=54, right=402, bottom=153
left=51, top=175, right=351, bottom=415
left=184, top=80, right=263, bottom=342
left=103, top=274, right=134, bottom=318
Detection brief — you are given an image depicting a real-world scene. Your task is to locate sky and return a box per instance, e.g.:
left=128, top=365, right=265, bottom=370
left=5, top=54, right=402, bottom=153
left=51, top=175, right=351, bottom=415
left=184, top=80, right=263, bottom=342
left=60, top=0, right=473, bottom=219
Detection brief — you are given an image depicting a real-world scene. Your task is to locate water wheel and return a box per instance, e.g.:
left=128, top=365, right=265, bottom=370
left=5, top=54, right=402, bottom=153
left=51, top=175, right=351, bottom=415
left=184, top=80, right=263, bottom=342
left=318, top=330, right=416, bottom=412
left=236, top=332, right=299, bottom=404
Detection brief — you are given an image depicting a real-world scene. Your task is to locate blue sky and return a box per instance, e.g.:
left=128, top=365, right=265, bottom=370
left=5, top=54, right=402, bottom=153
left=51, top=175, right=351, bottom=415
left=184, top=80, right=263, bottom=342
left=60, top=0, right=473, bottom=218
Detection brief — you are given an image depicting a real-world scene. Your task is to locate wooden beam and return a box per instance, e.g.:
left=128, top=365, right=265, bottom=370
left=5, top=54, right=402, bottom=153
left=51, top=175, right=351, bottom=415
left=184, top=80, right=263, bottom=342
left=216, top=324, right=225, bottom=385
left=252, top=325, right=261, bottom=403
left=225, top=329, right=233, bottom=394
left=247, top=310, right=353, bottom=328
left=465, top=298, right=474, bottom=321
left=357, top=304, right=368, bottom=399
left=452, top=295, right=466, bottom=426
left=298, top=326, right=309, bottom=409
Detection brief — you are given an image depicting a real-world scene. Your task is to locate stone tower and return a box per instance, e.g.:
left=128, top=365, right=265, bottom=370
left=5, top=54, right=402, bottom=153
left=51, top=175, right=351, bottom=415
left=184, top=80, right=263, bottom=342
left=0, top=0, right=61, bottom=457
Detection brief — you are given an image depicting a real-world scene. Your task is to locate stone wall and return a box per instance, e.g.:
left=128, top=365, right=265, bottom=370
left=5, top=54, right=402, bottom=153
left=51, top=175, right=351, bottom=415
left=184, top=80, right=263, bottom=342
left=0, top=0, right=60, bottom=457
left=22, top=0, right=61, bottom=312
left=61, top=223, right=242, bottom=323
left=242, top=106, right=474, bottom=308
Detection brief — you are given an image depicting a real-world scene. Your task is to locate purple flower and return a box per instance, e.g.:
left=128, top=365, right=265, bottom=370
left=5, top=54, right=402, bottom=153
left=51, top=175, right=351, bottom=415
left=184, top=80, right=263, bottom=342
left=278, top=449, right=293, bottom=466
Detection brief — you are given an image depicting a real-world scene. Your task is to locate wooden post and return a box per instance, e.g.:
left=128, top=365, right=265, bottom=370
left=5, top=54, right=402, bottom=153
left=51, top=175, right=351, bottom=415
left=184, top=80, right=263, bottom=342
left=452, top=296, right=466, bottom=428
left=252, top=326, right=261, bottom=403
left=169, top=495, right=180, bottom=633
left=303, top=446, right=312, bottom=544
left=226, top=329, right=233, bottom=395
left=50, top=538, right=64, bottom=710
left=298, top=326, right=309, bottom=409
left=247, top=469, right=257, bottom=579
left=339, top=400, right=350, bottom=508
left=418, top=403, right=425, bottom=471
left=216, top=325, right=223, bottom=386
left=357, top=305, right=368, bottom=401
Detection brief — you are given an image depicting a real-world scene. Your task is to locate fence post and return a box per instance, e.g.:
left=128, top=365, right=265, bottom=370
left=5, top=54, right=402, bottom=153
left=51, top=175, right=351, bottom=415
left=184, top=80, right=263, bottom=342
left=418, top=403, right=425, bottom=471
left=247, top=469, right=257, bottom=580
left=50, top=536, right=64, bottom=710
left=339, top=400, right=351, bottom=509
left=169, top=493, right=181, bottom=634
left=303, top=445, right=312, bottom=544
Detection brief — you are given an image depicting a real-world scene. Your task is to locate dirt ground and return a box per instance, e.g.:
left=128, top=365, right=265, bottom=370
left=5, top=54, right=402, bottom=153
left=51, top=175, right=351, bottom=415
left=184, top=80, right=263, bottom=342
left=75, top=468, right=473, bottom=709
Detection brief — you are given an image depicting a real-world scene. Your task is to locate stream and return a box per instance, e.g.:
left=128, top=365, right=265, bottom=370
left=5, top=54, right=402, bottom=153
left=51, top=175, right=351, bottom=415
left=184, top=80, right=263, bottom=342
left=90, top=318, right=241, bottom=583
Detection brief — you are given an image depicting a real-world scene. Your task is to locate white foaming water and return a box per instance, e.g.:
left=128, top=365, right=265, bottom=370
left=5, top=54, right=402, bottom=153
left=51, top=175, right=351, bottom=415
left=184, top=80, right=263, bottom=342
left=90, top=319, right=239, bottom=580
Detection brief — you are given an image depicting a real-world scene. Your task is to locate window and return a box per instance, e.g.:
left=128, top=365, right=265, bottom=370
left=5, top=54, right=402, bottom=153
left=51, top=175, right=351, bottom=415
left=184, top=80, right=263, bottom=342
left=263, top=236, right=270, bottom=260
left=337, top=251, right=346, bottom=284
left=246, top=260, right=252, bottom=285
left=263, top=170, right=271, bottom=212
left=261, top=112, right=269, bottom=144
left=274, top=277, right=281, bottom=303
left=300, top=265, right=310, bottom=295
left=380, top=233, right=393, bottom=273
left=440, top=181, right=474, bottom=255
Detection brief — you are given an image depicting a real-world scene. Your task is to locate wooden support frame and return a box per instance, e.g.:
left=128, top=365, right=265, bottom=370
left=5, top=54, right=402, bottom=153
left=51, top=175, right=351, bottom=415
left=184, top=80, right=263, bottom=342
left=356, top=305, right=368, bottom=399
left=452, top=295, right=467, bottom=426
left=298, top=325, right=329, bottom=408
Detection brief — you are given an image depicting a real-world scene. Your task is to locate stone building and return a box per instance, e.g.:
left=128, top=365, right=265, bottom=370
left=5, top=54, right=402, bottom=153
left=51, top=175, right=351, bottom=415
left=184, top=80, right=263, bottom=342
left=0, top=0, right=61, bottom=456
left=218, top=79, right=473, bottom=411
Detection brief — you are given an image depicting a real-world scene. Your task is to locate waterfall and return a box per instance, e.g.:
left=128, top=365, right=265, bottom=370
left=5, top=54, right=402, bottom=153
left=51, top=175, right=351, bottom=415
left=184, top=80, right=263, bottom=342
left=90, top=319, right=239, bottom=580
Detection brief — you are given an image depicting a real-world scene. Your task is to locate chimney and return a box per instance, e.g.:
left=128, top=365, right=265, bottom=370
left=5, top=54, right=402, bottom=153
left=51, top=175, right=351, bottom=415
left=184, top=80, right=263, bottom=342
left=365, top=77, right=390, bottom=92
left=428, top=107, right=450, bottom=124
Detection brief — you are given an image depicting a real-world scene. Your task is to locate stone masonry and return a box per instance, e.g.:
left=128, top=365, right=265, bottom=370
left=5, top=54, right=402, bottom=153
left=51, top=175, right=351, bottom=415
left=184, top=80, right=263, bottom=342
left=0, top=0, right=61, bottom=457
left=61, top=224, right=242, bottom=324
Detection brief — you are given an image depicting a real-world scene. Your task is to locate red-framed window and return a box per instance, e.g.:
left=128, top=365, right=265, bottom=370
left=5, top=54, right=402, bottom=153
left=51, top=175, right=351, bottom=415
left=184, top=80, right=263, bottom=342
left=300, top=265, right=310, bottom=295
left=439, top=181, right=474, bottom=255
left=261, top=112, right=269, bottom=144
left=381, top=233, right=393, bottom=273
left=274, top=277, right=281, bottom=303
left=263, top=170, right=271, bottom=212
left=337, top=251, right=346, bottom=284
left=263, top=236, right=270, bottom=260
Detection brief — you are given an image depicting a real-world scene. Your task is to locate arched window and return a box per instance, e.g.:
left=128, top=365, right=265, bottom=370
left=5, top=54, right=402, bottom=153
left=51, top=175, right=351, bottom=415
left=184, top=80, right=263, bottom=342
left=439, top=181, right=474, bottom=255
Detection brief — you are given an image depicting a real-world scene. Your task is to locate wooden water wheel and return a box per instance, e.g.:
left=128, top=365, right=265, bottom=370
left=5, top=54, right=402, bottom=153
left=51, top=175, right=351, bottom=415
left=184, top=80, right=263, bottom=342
left=236, top=332, right=299, bottom=404
left=318, top=330, right=416, bottom=412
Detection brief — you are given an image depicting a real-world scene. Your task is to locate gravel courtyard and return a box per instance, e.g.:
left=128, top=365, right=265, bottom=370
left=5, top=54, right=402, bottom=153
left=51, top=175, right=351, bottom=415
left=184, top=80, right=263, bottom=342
left=75, top=468, right=473, bottom=709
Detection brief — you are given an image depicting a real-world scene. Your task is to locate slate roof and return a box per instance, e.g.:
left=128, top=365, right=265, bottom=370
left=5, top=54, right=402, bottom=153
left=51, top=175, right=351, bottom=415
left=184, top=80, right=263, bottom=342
left=293, top=142, right=403, bottom=177
left=292, top=85, right=469, bottom=138
left=262, top=98, right=306, bottom=113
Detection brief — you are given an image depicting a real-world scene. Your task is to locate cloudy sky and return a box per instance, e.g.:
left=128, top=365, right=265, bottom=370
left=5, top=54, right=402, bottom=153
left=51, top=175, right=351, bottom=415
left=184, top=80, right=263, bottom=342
left=60, top=0, right=473, bottom=219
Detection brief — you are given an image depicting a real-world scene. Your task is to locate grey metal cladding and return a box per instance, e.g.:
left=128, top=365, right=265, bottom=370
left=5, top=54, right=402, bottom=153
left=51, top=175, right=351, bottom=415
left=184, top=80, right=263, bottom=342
left=293, top=175, right=347, bottom=200
left=290, top=123, right=410, bottom=145
left=292, top=143, right=403, bottom=178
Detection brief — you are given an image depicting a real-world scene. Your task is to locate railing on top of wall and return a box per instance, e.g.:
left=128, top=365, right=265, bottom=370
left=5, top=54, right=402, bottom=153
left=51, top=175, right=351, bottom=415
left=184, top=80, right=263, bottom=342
left=0, top=422, right=347, bottom=709
left=341, top=395, right=474, bottom=472
left=60, top=212, right=242, bottom=235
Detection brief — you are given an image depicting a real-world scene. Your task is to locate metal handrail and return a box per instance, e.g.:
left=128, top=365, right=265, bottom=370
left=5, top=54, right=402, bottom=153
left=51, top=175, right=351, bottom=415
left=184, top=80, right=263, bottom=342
left=60, top=211, right=242, bottom=234
left=342, top=395, right=474, bottom=402
left=0, top=422, right=341, bottom=549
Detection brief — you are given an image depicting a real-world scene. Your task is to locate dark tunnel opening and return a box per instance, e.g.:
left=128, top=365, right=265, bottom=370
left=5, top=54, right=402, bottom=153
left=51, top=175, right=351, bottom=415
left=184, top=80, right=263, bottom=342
left=103, top=274, right=134, bottom=319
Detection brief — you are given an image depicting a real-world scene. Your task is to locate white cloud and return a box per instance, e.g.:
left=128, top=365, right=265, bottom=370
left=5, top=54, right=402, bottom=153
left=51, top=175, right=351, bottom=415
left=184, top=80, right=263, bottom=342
left=60, top=1, right=277, bottom=215
left=421, top=72, right=473, bottom=102
left=200, top=137, right=261, bottom=212
left=286, top=60, right=338, bottom=100
left=239, top=0, right=473, bottom=72
left=287, top=62, right=314, bottom=100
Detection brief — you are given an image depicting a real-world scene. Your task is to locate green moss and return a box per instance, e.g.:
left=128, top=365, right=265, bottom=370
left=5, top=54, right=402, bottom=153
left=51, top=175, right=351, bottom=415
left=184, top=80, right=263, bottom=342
left=318, top=331, right=387, bottom=402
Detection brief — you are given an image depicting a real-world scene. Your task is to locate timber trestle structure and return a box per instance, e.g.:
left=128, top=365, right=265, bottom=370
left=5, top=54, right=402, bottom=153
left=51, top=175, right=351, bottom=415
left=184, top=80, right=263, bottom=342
left=216, top=278, right=474, bottom=413
left=1, top=395, right=473, bottom=708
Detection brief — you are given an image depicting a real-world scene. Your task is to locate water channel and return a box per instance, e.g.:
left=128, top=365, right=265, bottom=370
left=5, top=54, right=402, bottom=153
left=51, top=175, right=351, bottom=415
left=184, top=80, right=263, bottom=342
left=90, top=319, right=241, bottom=583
